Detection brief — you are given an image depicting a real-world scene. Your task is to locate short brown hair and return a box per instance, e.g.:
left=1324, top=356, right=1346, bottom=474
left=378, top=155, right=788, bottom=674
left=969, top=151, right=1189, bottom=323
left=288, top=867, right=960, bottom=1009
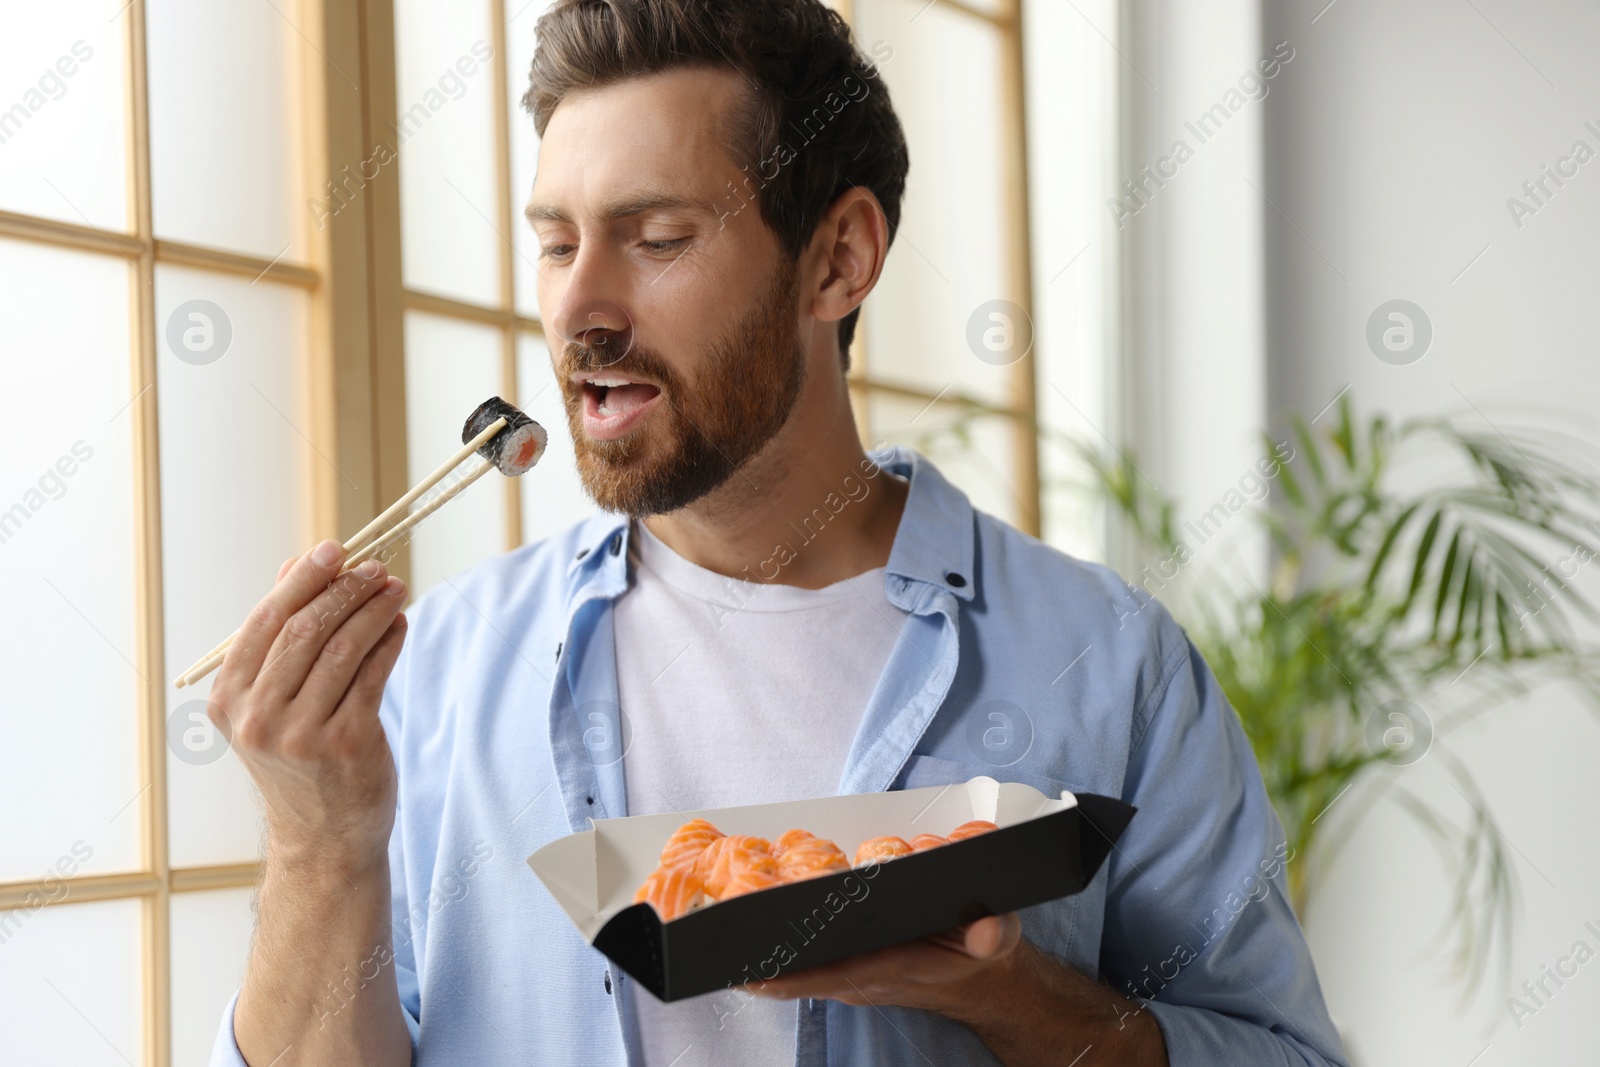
left=521, top=0, right=909, bottom=368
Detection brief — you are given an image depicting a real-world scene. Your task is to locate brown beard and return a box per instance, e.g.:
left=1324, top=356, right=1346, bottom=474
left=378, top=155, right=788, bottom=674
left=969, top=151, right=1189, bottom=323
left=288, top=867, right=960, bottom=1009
left=557, top=254, right=806, bottom=517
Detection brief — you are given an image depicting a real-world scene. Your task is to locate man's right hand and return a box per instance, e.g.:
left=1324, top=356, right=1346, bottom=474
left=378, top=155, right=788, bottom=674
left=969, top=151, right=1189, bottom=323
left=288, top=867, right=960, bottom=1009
left=219, top=540, right=415, bottom=1065
left=209, top=538, right=409, bottom=876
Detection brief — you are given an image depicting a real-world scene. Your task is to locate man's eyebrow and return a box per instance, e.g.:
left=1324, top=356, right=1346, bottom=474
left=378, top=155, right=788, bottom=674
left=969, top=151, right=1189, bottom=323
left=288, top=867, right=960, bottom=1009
left=524, top=192, right=722, bottom=225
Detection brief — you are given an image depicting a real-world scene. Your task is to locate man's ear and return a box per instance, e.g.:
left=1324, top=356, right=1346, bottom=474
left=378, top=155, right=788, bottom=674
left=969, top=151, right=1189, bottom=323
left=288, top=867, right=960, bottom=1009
left=805, top=187, right=890, bottom=332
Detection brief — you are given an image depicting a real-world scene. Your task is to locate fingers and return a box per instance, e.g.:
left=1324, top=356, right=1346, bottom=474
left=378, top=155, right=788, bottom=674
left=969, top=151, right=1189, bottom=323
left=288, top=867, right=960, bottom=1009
left=749, top=915, right=1025, bottom=1005
left=751, top=940, right=943, bottom=1000
left=222, top=539, right=349, bottom=684
left=332, top=612, right=408, bottom=722
left=253, top=561, right=395, bottom=703
left=293, top=577, right=408, bottom=714
left=276, top=555, right=297, bottom=583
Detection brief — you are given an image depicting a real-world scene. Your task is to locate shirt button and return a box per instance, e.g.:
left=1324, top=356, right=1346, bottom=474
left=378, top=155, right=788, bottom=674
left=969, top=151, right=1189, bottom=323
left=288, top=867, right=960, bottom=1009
left=575, top=548, right=590, bottom=561
left=609, top=534, right=623, bottom=556
left=604, top=972, right=613, bottom=994
left=945, top=572, right=967, bottom=588
left=586, top=796, right=595, bottom=805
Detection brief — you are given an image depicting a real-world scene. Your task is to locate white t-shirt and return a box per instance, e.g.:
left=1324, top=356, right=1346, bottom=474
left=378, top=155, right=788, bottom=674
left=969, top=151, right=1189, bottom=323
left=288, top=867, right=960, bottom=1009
left=613, top=517, right=909, bottom=1067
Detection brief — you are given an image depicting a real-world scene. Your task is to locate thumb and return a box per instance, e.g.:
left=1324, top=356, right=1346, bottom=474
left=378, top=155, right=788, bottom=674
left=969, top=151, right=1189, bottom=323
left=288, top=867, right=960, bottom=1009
left=964, top=913, right=1022, bottom=959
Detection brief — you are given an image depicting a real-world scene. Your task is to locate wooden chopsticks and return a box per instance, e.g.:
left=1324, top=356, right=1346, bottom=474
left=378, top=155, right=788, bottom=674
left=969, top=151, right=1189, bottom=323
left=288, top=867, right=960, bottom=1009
left=171, top=416, right=508, bottom=689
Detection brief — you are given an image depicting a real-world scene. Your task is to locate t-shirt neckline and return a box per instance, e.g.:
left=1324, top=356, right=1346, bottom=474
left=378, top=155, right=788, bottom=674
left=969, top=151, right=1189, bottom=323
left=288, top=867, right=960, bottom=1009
left=628, top=518, right=887, bottom=613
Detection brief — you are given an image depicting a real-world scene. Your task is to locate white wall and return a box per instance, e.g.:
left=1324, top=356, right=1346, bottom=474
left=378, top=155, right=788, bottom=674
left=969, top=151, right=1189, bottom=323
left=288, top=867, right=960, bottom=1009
left=1105, top=0, right=1600, bottom=1062
left=1260, top=2, right=1600, bottom=1065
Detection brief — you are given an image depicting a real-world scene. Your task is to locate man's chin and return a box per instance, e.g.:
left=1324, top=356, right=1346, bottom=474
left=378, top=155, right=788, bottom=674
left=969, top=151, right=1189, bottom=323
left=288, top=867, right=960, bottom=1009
left=577, top=449, right=736, bottom=518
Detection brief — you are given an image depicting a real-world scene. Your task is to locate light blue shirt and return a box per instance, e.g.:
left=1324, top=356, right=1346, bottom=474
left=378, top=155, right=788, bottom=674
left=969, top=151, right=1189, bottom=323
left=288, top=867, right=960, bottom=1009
left=212, top=446, right=1349, bottom=1066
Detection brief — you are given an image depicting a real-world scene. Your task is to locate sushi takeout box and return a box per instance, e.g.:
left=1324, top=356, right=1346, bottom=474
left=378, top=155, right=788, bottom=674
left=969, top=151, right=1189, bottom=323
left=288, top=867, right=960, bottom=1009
left=526, top=776, right=1136, bottom=1002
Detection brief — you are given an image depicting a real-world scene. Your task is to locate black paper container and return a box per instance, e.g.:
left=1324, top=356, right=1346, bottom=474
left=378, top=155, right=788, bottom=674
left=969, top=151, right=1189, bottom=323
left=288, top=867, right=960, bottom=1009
left=528, top=777, right=1135, bottom=1002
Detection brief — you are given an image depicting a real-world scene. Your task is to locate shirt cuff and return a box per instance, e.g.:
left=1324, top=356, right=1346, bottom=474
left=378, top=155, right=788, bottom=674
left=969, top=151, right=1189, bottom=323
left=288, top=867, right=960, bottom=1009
left=210, top=987, right=423, bottom=1066
left=1143, top=997, right=1348, bottom=1067
left=208, top=989, right=250, bottom=1067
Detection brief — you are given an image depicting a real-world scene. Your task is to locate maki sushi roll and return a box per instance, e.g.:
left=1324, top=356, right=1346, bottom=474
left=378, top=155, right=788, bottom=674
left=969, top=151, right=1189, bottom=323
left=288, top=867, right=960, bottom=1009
left=462, top=396, right=547, bottom=477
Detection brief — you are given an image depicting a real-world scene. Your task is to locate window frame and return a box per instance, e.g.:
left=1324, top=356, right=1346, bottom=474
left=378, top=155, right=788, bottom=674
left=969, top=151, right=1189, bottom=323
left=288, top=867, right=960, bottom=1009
left=0, top=0, right=1040, bottom=1061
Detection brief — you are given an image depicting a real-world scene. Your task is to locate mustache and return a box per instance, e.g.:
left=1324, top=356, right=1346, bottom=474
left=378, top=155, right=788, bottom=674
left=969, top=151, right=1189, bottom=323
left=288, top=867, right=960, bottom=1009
left=565, top=334, right=632, bottom=368
left=562, top=340, right=676, bottom=390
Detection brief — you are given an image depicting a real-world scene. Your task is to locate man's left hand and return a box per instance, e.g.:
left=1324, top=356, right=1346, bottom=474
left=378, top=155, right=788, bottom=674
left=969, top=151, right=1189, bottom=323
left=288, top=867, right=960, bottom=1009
left=745, top=913, right=1023, bottom=1014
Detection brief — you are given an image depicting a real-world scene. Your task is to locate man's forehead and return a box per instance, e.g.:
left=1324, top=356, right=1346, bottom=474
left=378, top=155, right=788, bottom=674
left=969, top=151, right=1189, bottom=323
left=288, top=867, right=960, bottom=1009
left=529, top=67, right=749, bottom=216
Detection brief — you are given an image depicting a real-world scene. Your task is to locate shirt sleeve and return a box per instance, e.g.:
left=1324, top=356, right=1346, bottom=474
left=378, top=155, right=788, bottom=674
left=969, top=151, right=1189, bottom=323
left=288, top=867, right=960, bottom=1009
left=207, top=990, right=248, bottom=1067
left=380, top=630, right=426, bottom=1058
left=1097, top=627, right=1351, bottom=1067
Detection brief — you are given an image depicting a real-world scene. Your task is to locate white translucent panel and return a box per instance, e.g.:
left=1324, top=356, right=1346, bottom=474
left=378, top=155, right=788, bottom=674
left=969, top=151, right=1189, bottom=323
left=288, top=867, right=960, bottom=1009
left=171, top=888, right=255, bottom=1067
left=1023, top=0, right=1117, bottom=562
left=941, top=0, right=1003, bottom=15
left=146, top=0, right=307, bottom=261
left=854, top=0, right=1015, bottom=407
left=507, top=0, right=555, bottom=318
left=0, top=3, right=130, bottom=231
left=395, top=0, right=501, bottom=306
left=404, top=312, right=506, bottom=595
left=0, top=898, right=143, bottom=1066
left=0, top=240, right=141, bottom=881
left=868, top=392, right=1022, bottom=527
left=157, top=265, right=311, bottom=867
left=516, top=333, right=595, bottom=545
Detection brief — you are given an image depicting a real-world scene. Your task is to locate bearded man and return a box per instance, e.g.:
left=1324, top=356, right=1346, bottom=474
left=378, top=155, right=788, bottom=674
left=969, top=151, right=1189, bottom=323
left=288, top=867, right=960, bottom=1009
left=208, top=1, right=1349, bottom=1064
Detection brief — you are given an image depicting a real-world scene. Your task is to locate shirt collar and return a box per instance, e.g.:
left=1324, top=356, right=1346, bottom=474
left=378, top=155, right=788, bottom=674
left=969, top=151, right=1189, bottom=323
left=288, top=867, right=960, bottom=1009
left=874, top=445, right=977, bottom=602
left=563, top=445, right=976, bottom=603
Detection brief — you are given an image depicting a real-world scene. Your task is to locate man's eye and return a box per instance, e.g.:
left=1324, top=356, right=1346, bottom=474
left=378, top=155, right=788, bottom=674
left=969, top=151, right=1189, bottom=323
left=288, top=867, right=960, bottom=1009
left=540, top=244, right=575, bottom=259
left=640, top=238, right=689, bottom=253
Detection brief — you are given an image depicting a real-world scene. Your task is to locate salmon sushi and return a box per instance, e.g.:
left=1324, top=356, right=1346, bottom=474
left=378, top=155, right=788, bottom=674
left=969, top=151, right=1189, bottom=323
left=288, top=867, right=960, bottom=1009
left=697, top=836, right=777, bottom=899
left=632, top=864, right=707, bottom=921
left=721, top=868, right=786, bottom=899
left=660, top=819, right=724, bottom=870
left=947, top=820, right=999, bottom=841
left=853, top=836, right=914, bottom=866
left=771, top=828, right=816, bottom=857
left=908, top=833, right=948, bottom=851
left=776, top=839, right=849, bottom=883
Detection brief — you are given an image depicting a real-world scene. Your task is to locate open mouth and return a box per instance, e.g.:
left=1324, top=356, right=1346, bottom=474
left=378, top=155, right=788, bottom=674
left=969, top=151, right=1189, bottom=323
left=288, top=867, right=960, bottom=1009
left=578, top=375, right=665, bottom=441
left=583, top=376, right=662, bottom=416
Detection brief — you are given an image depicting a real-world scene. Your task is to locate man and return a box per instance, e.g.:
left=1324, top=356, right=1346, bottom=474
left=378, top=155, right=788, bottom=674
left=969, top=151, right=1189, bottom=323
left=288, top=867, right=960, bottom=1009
left=211, top=1, right=1349, bottom=1064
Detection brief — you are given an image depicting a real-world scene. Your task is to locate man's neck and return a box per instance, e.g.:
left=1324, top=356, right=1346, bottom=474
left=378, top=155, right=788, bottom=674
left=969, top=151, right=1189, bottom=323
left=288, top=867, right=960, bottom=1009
left=639, top=399, right=909, bottom=590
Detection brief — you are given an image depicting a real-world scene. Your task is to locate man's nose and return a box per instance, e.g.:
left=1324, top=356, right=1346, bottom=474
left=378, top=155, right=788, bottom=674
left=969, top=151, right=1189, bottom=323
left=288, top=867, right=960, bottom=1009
left=574, top=322, right=633, bottom=367
left=550, top=247, right=633, bottom=364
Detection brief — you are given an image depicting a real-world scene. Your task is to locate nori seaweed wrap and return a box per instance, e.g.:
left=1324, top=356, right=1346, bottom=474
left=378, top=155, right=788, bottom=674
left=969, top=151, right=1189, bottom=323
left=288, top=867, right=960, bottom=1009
left=462, top=396, right=547, bottom=477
